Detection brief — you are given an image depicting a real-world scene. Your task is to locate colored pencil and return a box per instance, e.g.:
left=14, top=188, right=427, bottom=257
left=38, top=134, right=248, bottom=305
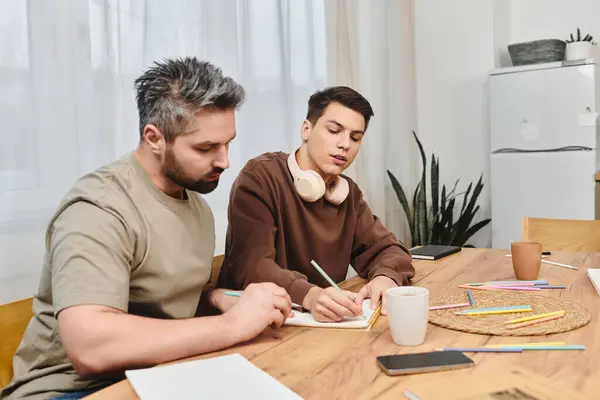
left=403, top=390, right=423, bottom=400
left=480, top=285, right=541, bottom=291
left=506, top=313, right=565, bottom=329
left=541, top=260, right=578, bottom=270
left=503, top=310, right=565, bottom=325
left=367, top=303, right=382, bottom=328
left=485, top=341, right=566, bottom=348
left=310, top=260, right=366, bottom=320
left=480, top=282, right=538, bottom=286
left=518, top=345, right=585, bottom=351
left=456, top=308, right=531, bottom=316
left=460, top=305, right=531, bottom=312
left=434, top=347, right=522, bottom=353
left=505, top=254, right=550, bottom=259
left=458, top=285, right=501, bottom=291
left=310, top=260, right=346, bottom=295
left=466, top=289, right=475, bottom=306
left=503, top=254, right=576, bottom=269
left=429, top=302, right=470, bottom=311
left=467, top=280, right=548, bottom=286
left=536, top=285, right=566, bottom=289
left=224, top=290, right=304, bottom=310
left=459, top=285, right=537, bottom=292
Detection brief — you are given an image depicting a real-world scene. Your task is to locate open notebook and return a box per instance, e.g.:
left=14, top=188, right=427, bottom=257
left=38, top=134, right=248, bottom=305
left=587, top=268, right=600, bottom=296
left=125, top=353, right=302, bottom=400
left=284, top=299, right=378, bottom=329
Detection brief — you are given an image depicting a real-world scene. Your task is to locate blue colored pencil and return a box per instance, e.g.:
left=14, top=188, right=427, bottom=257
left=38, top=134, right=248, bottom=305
left=466, top=289, right=475, bottom=306
left=435, top=347, right=522, bottom=353
left=225, top=291, right=304, bottom=310
left=520, top=345, right=585, bottom=351
left=403, top=390, right=423, bottom=400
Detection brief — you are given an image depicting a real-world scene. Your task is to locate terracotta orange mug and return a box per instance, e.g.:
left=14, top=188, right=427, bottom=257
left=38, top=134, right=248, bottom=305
left=511, top=241, right=542, bottom=280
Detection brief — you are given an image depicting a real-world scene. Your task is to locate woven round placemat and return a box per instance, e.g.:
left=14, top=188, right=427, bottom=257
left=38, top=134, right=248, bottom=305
left=428, top=291, right=591, bottom=336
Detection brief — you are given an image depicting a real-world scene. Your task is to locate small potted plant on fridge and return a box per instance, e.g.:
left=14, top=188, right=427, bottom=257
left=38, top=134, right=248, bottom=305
left=566, top=28, right=594, bottom=61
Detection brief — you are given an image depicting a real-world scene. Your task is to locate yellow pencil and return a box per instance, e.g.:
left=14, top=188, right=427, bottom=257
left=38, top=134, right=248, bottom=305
left=506, top=313, right=565, bottom=329
left=367, top=303, right=382, bottom=328
left=455, top=308, right=531, bottom=316
left=485, top=341, right=566, bottom=348
left=503, top=310, right=566, bottom=325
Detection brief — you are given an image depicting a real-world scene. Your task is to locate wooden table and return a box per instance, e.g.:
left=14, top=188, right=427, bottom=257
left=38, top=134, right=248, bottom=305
left=86, top=249, right=599, bottom=399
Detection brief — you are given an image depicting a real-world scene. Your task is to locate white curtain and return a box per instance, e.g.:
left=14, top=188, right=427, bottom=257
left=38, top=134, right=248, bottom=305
left=325, top=0, right=419, bottom=246
left=0, top=0, right=327, bottom=303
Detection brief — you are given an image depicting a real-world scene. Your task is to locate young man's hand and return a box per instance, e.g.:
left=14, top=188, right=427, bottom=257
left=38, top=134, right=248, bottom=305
left=223, top=283, right=292, bottom=342
left=354, top=276, right=397, bottom=315
left=303, top=286, right=363, bottom=322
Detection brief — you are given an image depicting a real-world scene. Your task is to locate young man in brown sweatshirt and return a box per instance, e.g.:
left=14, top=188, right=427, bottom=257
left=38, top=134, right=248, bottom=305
left=217, top=86, right=415, bottom=323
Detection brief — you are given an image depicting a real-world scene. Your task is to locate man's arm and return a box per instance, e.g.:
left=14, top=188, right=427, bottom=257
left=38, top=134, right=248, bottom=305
left=52, top=202, right=291, bottom=377
left=58, top=305, right=238, bottom=376
left=351, top=192, right=415, bottom=285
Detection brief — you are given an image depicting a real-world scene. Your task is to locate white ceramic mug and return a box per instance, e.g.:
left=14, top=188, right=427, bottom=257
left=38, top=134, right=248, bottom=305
left=385, top=286, right=429, bottom=346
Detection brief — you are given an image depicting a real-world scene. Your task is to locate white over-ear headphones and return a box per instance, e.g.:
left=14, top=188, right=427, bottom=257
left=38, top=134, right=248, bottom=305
left=287, top=151, right=349, bottom=205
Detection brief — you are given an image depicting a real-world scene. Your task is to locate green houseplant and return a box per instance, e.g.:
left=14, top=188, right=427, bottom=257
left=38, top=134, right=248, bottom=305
left=387, top=131, right=491, bottom=247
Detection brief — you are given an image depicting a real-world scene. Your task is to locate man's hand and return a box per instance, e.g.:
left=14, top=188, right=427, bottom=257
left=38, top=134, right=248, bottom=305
left=354, top=276, right=398, bottom=315
left=303, top=286, right=363, bottom=322
left=208, top=288, right=239, bottom=313
left=224, top=283, right=292, bottom=342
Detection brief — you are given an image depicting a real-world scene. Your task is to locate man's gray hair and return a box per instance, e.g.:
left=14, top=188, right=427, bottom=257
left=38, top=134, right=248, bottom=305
left=133, top=57, right=245, bottom=141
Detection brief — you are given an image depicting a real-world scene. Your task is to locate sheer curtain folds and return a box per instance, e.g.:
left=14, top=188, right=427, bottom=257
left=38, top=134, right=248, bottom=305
left=326, top=0, right=418, bottom=245
left=0, top=0, right=326, bottom=303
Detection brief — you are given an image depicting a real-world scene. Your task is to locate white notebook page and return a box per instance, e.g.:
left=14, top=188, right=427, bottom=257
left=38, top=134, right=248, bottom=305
left=125, top=353, right=303, bottom=400
left=284, top=299, right=376, bottom=329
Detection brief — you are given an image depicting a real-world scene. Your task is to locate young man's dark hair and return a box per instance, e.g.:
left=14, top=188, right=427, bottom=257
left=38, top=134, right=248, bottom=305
left=305, top=86, right=375, bottom=130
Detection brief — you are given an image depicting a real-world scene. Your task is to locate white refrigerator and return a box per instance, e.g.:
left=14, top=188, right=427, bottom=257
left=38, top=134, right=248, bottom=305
left=489, top=59, right=599, bottom=250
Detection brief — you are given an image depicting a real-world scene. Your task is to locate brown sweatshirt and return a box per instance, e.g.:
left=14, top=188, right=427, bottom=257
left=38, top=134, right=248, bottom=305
left=216, top=151, right=415, bottom=305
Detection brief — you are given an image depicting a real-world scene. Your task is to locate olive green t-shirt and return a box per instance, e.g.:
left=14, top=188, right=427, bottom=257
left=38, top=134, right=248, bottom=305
left=1, top=152, right=215, bottom=400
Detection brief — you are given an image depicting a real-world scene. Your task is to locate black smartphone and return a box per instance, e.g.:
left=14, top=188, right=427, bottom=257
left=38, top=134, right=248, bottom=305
left=376, top=351, right=474, bottom=376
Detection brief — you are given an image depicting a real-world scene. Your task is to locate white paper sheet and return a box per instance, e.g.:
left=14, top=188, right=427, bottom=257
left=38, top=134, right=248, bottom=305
left=587, top=268, right=600, bottom=296
left=125, top=353, right=303, bottom=400
left=284, top=299, right=376, bottom=329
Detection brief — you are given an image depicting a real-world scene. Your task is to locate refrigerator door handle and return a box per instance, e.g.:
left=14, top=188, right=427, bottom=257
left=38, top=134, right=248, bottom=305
left=492, top=146, right=593, bottom=154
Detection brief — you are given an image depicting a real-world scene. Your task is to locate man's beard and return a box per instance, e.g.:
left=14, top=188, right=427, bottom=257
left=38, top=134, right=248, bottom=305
left=163, top=147, right=223, bottom=194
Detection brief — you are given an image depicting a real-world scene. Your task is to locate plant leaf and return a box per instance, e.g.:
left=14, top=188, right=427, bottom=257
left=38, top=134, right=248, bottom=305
left=413, top=131, right=428, bottom=244
left=460, top=182, right=473, bottom=215
left=458, top=218, right=492, bottom=246
left=431, top=154, right=439, bottom=218
left=387, top=170, right=413, bottom=234
left=412, top=182, right=421, bottom=246
left=451, top=175, right=485, bottom=244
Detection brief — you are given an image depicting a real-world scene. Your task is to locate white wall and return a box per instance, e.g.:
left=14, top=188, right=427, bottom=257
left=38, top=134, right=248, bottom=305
left=414, top=0, right=600, bottom=248
left=414, top=0, right=496, bottom=247
left=509, top=0, right=600, bottom=52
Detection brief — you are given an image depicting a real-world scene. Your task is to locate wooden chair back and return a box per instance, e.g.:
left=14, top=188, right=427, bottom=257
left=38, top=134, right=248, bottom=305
left=0, top=297, right=33, bottom=389
left=210, top=254, right=224, bottom=286
left=521, top=217, right=600, bottom=252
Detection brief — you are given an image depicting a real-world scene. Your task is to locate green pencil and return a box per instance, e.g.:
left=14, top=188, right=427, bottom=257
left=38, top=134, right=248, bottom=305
left=310, top=260, right=346, bottom=296
left=310, top=259, right=365, bottom=320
